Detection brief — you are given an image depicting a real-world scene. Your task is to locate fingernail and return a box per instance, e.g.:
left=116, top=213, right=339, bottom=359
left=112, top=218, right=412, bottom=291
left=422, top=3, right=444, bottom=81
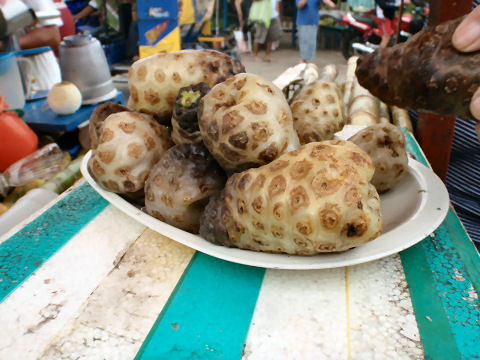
left=470, top=89, right=480, bottom=120
left=453, top=23, right=480, bottom=52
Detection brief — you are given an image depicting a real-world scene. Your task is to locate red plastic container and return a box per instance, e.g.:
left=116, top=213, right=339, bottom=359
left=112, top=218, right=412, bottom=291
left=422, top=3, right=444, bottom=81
left=0, top=97, right=38, bottom=172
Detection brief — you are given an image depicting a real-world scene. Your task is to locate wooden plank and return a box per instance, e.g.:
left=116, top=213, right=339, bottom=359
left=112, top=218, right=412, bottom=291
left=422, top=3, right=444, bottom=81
left=135, top=253, right=265, bottom=360
left=0, top=206, right=146, bottom=359
left=40, top=229, right=195, bottom=359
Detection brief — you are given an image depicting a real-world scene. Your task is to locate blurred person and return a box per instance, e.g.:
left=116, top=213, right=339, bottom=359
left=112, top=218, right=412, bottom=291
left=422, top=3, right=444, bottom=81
left=296, top=0, right=335, bottom=63
left=249, top=0, right=282, bottom=62
left=235, top=0, right=253, bottom=52
left=73, top=0, right=120, bottom=32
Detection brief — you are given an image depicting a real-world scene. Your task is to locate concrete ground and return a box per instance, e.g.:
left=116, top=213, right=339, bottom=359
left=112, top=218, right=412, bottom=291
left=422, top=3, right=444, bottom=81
left=239, top=32, right=348, bottom=83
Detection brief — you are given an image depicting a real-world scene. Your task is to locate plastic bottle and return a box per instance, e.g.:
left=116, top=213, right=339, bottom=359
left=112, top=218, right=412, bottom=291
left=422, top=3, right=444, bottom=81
left=0, top=143, right=64, bottom=198
left=0, top=97, right=38, bottom=172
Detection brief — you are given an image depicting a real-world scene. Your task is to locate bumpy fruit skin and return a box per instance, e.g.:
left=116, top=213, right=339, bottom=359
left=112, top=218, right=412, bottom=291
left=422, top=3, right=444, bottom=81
left=89, top=102, right=131, bottom=149
left=144, top=142, right=227, bottom=233
left=198, top=73, right=300, bottom=174
left=348, top=124, right=408, bottom=193
left=200, top=140, right=382, bottom=255
left=355, top=17, right=480, bottom=121
left=171, top=82, right=211, bottom=145
left=88, top=111, right=173, bottom=195
left=128, top=49, right=245, bottom=123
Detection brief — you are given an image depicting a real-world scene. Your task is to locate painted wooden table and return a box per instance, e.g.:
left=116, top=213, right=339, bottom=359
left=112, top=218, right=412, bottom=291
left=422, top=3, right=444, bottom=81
left=0, top=133, right=479, bottom=360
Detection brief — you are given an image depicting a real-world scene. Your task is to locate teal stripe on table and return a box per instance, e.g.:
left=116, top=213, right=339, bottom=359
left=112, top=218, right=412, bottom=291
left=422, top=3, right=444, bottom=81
left=421, top=220, right=480, bottom=358
left=402, top=132, right=480, bottom=358
left=0, top=183, right=108, bottom=302
left=136, top=252, right=265, bottom=360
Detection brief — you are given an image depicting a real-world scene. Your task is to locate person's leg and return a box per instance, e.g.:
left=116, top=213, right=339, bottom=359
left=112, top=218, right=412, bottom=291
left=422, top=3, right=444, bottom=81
left=254, top=42, right=261, bottom=60
left=253, top=23, right=268, bottom=61
left=379, top=34, right=391, bottom=48
left=298, top=25, right=317, bottom=63
left=264, top=41, right=272, bottom=62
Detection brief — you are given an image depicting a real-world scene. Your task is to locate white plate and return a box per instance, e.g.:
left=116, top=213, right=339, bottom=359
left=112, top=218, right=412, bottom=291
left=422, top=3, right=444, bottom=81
left=81, top=151, right=449, bottom=269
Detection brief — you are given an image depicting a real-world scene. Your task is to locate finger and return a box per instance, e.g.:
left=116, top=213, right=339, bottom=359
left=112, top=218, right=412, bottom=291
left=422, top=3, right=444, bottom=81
left=470, top=87, right=480, bottom=120
left=452, top=7, right=480, bottom=52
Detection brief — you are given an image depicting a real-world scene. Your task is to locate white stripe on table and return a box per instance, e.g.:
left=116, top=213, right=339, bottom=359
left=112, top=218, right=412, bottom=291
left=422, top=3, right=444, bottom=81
left=0, top=206, right=146, bottom=360
left=39, top=229, right=195, bottom=359
left=242, top=255, right=423, bottom=360
left=242, top=268, right=348, bottom=360
left=348, top=255, right=424, bottom=359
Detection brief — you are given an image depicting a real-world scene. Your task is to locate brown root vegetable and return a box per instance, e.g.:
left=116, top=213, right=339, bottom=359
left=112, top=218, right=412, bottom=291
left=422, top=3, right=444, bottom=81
left=290, top=65, right=345, bottom=144
left=88, top=111, right=173, bottom=195
left=199, top=140, right=382, bottom=255
left=171, top=82, right=211, bottom=145
left=128, top=49, right=245, bottom=123
left=355, top=17, right=480, bottom=121
left=349, top=124, right=408, bottom=192
left=198, top=73, right=300, bottom=174
left=89, top=102, right=131, bottom=149
left=145, top=142, right=226, bottom=233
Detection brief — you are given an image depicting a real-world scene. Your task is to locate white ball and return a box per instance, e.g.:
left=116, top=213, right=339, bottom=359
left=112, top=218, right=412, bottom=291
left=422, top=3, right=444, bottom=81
left=47, top=81, right=82, bottom=115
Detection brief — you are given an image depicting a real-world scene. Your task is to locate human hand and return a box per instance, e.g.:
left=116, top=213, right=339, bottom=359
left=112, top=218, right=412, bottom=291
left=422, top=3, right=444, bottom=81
left=452, top=7, right=480, bottom=124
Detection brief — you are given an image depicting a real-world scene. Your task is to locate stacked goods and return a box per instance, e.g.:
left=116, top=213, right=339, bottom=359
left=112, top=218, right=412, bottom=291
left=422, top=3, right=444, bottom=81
left=85, top=48, right=426, bottom=255
left=290, top=65, right=345, bottom=144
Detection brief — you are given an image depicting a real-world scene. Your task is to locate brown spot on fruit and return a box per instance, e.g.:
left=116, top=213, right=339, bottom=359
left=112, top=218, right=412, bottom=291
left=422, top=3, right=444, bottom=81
left=290, top=186, right=309, bottom=210
left=106, top=180, right=120, bottom=192
left=344, top=216, right=368, bottom=237
left=236, top=173, right=251, bottom=191
left=253, top=221, right=265, bottom=231
left=255, top=174, right=266, bottom=187
left=154, top=69, right=165, bottom=83
left=312, top=98, right=321, bottom=106
left=161, top=194, right=174, bottom=208
left=99, top=128, right=114, bottom=143
left=237, top=199, right=247, bottom=214
left=172, top=72, right=181, bottom=83
left=251, top=122, right=269, bottom=142
left=269, top=160, right=289, bottom=172
left=296, top=220, right=313, bottom=235
left=151, top=210, right=166, bottom=221
left=222, top=110, right=244, bottom=134
left=207, top=121, right=219, bottom=141
left=219, top=143, right=242, bottom=161
left=97, top=150, right=115, bottom=164
left=130, top=86, right=139, bottom=103
left=311, top=171, right=342, bottom=198
left=268, top=175, right=286, bottom=198
left=245, top=100, right=267, bottom=115
left=319, top=203, right=341, bottom=230
left=136, top=65, right=147, bottom=82
left=153, top=175, right=163, bottom=188
left=146, top=186, right=154, bottom=202
left=290, top=159, right=312, bottom=179
left=344, top=187, right=361, bottom=206
left=213, top=89, right=226, bottom=100
left=143, top=135, right=156, bottom=150
left=310, top=144, right=336, bottom=160
left=273, top=202, right=284, bottom=219
left=252, top=196, right=264, bottom=214
left=115, top=167, right=130, bottom=176
left=326, top=94, right=335, bottom=104
left=234, top=77, right=247, bottom=90
left=92, top=159, right=105, bottom=176
left=144, top=89, right=161, bottom=105
left=119, top=121, right=136, bottom=133
left=393, top=163, right=405, bottom=178
left=271, top=225, right=284, bottom=238
left=259, top=144, right=278, bottom=163
left=123, top=180, right=136, bottom=192
left=128, top=143, right=143, bottom=159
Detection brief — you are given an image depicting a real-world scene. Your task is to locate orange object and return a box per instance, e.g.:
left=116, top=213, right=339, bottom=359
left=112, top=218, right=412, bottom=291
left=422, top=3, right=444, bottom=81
left=0, top=97, right=38, bottom=172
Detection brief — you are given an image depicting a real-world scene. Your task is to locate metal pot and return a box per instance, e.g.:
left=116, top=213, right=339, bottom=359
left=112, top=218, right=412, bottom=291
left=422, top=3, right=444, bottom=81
left=59, top=34, right=117, bottom=104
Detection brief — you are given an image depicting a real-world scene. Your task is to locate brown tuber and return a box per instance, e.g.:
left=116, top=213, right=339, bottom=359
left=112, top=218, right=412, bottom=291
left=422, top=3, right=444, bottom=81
left=355, top=17, right=480, bottom=121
